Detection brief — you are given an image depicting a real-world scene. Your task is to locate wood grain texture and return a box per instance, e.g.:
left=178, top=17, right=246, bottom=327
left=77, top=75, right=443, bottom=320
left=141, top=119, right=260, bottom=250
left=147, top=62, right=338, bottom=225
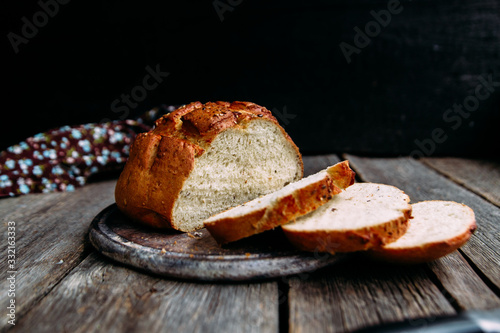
left=0, top=180, right=116, bottom=333
left=427, top=252, right=500, bottom=310
left=12, top=252, right=278, bottom=333
left=288, top=257, right=455, bottom=333
left=0, top=190, right=68, bottom=227
left=346, top=155, right=500, bottom=298
left=302, top=154, right=341, bottom=177
left=421, top=157, right=500, bottom=208
left=2, top=154, right=499, bottom=333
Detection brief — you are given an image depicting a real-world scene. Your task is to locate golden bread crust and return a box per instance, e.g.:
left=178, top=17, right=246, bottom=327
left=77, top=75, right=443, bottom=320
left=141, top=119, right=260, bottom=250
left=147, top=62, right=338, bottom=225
left=281, top=183, right=412, bottom=254
left=115, top=101, right=303, bottom=230
left=283, top=211, right=411, bottom=254
left=204, top=161, right=356, bottom=244
left=368, top=201, right=477, bottom=263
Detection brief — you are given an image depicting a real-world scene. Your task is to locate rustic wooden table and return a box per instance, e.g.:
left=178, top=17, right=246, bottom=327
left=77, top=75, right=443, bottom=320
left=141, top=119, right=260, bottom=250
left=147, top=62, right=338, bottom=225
left=1, top=155, right=499, bottom=333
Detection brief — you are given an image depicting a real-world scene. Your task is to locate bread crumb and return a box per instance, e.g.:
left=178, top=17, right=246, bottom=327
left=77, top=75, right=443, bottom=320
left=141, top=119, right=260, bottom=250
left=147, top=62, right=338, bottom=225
left=187, top=232, right=203, bottom=238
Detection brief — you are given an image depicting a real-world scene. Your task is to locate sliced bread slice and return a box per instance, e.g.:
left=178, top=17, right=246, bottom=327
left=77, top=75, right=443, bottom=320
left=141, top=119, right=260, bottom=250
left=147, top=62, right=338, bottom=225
left=204, top=161, right=356, bottom=244
left=368, top=200, right=477, bottom=263
left=281, top=183, right=411, bottom=254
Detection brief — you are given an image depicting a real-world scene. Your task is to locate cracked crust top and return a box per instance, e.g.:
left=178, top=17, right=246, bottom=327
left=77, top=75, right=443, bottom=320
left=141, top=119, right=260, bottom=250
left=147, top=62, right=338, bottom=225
left=114, top=101, right=303, bottom=229
left=152, top=101, right=282, bottom=147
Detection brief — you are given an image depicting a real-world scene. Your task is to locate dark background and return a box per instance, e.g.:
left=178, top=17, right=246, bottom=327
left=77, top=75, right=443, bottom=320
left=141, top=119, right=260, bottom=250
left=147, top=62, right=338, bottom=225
left=2, top=0, right=500, bottom=156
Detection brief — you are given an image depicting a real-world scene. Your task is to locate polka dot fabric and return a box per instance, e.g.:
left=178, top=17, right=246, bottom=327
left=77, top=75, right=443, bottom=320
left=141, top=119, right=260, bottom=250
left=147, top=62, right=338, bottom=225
left=0, top=105, right=176, bottom=197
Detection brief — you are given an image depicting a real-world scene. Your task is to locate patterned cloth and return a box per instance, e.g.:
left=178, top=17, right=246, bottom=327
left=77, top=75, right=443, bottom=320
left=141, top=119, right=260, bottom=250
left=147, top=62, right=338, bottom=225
left=0, top=105, right=176, bottom=197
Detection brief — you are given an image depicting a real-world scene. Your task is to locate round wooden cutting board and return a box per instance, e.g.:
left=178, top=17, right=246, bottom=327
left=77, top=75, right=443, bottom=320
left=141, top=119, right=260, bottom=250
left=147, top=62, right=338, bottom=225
left=89, top=204, right=345, bottom=281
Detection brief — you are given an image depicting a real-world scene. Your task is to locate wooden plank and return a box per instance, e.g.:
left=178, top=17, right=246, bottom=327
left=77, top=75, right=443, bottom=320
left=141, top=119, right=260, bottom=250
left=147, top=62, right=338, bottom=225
left=421, top=157, right=500, bottom=208
left=345, top=155, right=500, bottom=301
left=11, top=252, right=278, bottom=333
left=0, top=191, right=65, bottom=224
left=0, top=180, right=117, bottom=332
left=302, top=154, right=341, bottom=177
left=427, top=252, right=500, bottom=310
left=288, top=257, right=455, bottom=333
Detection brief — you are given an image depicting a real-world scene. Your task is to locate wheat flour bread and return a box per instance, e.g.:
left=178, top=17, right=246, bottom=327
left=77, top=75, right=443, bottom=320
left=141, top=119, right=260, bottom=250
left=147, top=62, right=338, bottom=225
left=204, top=161, right=356, bottom=244
left=368, top=200, right=477, bottom=263
left=281, top=183, right=412, bottom=253
left=115, top=101, right=303, bottom=232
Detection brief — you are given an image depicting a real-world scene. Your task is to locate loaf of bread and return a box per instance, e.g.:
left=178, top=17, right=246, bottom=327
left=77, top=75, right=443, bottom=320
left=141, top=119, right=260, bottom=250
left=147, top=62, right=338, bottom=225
left=281, top=183, right=412, bottom=253
left=368, top=200, right=477, bottom=263
left=115, top=101, right=303, bottom=232
left=204, top=161, right=356, bottom=244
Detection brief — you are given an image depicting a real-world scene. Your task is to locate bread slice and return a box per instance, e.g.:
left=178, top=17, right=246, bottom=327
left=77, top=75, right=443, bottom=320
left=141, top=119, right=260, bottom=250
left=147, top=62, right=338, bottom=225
left=204, top=161, right=356, bottom=244
left=115, top=101, right=303, bottom=232
left=281, top=183, right=411, bottom=253
left=369, top=201, right=477, bottom=263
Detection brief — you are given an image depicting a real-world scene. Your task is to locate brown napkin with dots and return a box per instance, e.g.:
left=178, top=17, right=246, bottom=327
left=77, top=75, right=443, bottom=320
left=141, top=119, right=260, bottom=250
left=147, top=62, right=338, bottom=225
left=0, top=105, right=176, bottom=197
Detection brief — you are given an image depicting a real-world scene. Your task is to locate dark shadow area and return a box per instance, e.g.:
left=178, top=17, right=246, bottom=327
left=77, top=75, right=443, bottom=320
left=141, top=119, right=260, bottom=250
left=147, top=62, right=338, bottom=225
left=2, top=0, right=499, bottom=157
